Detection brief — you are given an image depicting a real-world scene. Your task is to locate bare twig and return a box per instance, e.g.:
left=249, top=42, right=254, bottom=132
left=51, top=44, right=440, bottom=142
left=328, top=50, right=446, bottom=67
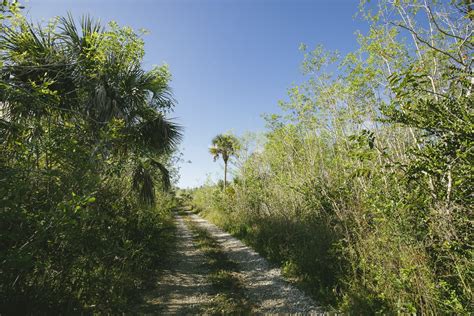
left=391, top=22, right=465, bottom=65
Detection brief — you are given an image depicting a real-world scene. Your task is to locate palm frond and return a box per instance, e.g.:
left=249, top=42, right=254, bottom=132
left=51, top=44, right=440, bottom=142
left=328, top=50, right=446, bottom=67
left=0, top=20, right=73, bottom=119
left=209, top=146, right=220, bottom=161
left=143, top=67, right=175, bottom=111
left=134, top=112, right=182, bottom=154
left=59, top=13, right=103, bottom=51
left=131, top=157, right=172, bottom=204
left=149, top=158, right=171, bottom=191
left=132, top=161, right=155, bottom=205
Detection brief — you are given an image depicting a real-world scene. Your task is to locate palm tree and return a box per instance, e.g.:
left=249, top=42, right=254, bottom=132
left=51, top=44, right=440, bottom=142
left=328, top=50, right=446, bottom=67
left=0, top=15, right=182, bottom=204
left=209, top=134, right=239, bottom=190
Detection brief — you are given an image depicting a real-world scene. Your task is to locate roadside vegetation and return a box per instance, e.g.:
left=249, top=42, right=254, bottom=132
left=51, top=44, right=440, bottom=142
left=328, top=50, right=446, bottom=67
left=191, top=0, right=473, bottom=314
left=0, top=2, right=180, bottom=313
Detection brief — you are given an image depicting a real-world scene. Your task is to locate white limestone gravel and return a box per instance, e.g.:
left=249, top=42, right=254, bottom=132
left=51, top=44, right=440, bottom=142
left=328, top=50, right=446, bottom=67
left=187, top=211, right=324, bottom=314
left=141, top=214, right=213, bottom=314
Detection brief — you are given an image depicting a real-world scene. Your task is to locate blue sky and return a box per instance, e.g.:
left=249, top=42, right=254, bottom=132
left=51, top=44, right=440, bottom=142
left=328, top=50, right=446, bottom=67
left=25, top=0, right=368, bottom=188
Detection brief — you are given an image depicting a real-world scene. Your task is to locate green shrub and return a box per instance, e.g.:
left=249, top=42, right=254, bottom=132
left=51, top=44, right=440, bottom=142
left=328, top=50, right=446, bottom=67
left=0, top=11, right=180, bottom=313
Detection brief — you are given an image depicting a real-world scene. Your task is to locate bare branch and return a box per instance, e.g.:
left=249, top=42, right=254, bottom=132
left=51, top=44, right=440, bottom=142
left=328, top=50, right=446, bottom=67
left=391, top=22, right=466, bottom=65
left=426, top=4, right=466, bottom=42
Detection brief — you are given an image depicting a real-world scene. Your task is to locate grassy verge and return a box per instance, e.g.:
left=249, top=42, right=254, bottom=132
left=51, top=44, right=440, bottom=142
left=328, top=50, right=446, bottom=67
left=198, top=206, right=342, bottom=312
left=183, top=213, right=252, bottom=314
left=130, top=208, right=178, bottom=313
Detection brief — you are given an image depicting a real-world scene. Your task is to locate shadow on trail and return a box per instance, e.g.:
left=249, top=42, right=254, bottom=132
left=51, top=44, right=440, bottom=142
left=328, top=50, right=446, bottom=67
left=136, top=213, right=212, bottom=315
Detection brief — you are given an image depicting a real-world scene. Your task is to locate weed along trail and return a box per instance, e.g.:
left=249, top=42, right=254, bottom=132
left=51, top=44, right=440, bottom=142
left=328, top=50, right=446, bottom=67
left=142, top=209, right=323, bottom=314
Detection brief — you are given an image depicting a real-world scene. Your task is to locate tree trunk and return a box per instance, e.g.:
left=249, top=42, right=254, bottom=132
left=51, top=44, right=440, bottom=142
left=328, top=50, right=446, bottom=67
left=224, top=161, right=227, bottom=191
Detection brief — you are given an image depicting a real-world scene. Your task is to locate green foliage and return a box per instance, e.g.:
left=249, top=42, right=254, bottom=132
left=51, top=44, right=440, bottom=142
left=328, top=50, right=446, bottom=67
left=192, top=0, right=473, bottom=314
left=0, top=0, right=23, bottom=22
left=0, top=11, right=180, bottom=313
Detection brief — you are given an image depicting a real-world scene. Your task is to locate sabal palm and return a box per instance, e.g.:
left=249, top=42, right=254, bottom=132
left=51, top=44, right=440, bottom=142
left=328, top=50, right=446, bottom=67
left=209, top=134, right=239, bottom=189
left=0, top=15, right=181, bottom=203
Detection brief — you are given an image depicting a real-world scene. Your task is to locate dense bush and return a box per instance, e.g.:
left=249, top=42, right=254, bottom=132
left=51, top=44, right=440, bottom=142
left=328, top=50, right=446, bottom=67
left=192, top=1, right=473, bottom=313
left=1, top=8, right=180, bottom=313
left=1, top=175, right=176, bottom=313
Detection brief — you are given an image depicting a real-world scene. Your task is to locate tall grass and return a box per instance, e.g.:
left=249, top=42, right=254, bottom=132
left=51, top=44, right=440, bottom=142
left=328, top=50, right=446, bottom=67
left=191, top=1, right=473, bottom=313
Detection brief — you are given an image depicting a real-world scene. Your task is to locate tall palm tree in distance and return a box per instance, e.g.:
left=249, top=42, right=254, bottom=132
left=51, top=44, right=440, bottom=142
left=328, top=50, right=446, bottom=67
left=209, top=134, right=239, bottom=190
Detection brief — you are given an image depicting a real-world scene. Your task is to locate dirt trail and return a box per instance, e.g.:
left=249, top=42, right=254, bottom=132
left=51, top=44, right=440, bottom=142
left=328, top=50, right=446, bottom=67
left=140, top=214, right=213, bottom=314
left=141, top=211, right=323, bottom=314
